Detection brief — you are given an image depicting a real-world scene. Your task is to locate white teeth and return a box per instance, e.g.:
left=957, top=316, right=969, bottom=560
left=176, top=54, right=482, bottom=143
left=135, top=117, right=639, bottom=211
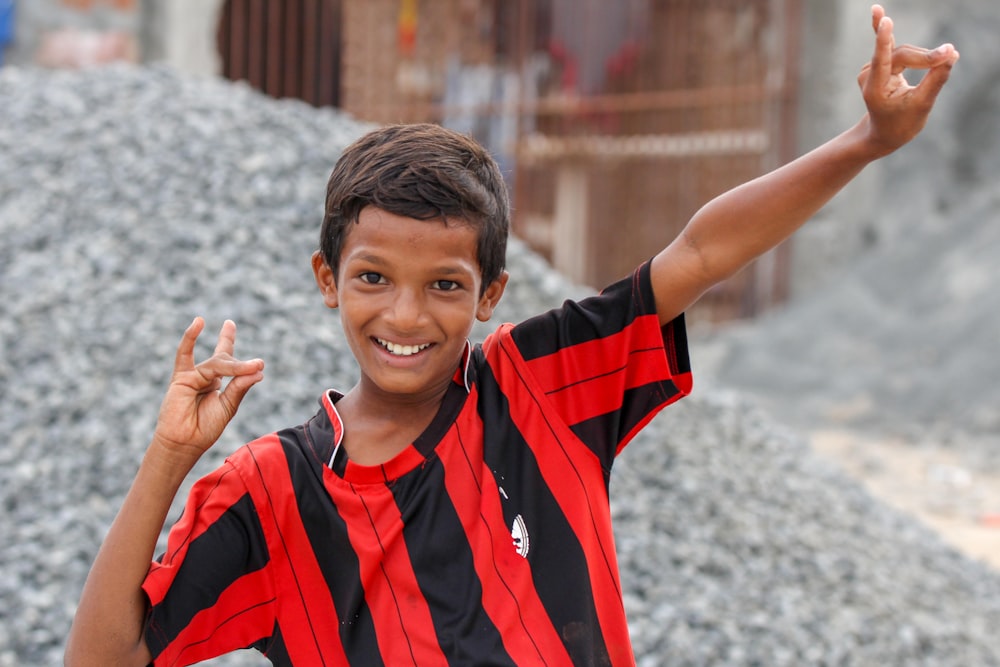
left=377, top=338, right=431, bottom=356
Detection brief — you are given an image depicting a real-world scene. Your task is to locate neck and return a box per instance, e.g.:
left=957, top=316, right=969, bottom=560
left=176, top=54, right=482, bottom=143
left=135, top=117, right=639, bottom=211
left=333, top=383, right=445, bottom=467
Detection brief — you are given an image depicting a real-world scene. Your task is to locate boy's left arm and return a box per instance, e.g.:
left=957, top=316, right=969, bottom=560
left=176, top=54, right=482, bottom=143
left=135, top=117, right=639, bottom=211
left=650, top=5, right=959, bottom=325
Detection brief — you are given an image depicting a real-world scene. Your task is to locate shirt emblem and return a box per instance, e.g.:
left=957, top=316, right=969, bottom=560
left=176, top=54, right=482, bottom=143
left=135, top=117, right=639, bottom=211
left=511, top=514, right=530, bottom=558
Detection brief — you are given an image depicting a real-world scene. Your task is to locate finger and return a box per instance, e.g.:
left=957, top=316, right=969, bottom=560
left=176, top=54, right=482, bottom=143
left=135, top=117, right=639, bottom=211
left=218, top=367, right=265, bottom=418
left=890, top=43, right=958, bottom=74
left=871, top=4, right=885, bottom=34
left=867, top=14, right=895, bottom=92
left=911, top=55, right=958, bottom=109
left=196, top=355, right=264, bottom=385
left=173, top=316, right=205, bottom=373
left=213, top=319, right=237, bottom=357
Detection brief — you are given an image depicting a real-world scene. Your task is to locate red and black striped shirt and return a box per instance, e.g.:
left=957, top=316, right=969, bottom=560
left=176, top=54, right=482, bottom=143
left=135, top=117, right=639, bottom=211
left=142, top=262, right=692, bottom=666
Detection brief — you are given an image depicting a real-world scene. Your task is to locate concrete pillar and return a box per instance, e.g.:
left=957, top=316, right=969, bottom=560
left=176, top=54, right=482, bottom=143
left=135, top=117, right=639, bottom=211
left=140, top=0, right=223, bottom=77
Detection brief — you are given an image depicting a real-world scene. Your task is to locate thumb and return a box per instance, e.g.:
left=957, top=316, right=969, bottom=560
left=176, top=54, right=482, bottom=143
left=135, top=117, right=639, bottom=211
left=217, top=364, right=264, bottom=418
left=914, top=46, right=959, bottom=104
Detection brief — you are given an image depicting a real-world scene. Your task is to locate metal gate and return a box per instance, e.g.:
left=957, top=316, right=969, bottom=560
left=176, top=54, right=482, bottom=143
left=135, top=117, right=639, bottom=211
left=217, top=0, right=341, bottom=107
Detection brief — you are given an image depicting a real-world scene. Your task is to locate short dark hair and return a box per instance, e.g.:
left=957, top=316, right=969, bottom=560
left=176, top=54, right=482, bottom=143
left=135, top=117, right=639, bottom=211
left=319, top=123, right=510, bottom=292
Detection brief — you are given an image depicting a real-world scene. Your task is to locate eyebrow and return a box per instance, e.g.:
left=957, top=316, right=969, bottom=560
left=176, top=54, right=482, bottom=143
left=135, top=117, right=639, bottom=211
left=348, top=253, right=474, bottom=276
left=432, top=266, right=470, bottom=276
left=351, top=253, right=387, bottom=266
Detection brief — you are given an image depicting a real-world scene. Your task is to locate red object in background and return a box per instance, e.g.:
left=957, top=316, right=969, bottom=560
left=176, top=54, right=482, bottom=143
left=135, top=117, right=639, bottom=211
left=61, top=0, right=136, bottom=8
left=397, top=0, right=417, bottom=56
left=36, top=28, right=137, bottom=68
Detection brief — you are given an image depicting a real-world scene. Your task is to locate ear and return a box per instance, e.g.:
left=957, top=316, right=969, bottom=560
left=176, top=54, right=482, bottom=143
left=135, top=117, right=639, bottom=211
left=311, top=251, right=339, bottom=309
left=476, top=271, right=509, bottom=322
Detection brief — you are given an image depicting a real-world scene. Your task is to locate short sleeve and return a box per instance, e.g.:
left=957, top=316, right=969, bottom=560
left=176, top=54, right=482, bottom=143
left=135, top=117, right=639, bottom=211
left=142, top=460, right=276, bottom=666
left=504, top=261, right=692, bottom=465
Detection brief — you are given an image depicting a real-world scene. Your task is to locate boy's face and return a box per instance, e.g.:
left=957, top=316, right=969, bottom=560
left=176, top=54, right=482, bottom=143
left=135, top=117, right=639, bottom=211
left=312, top=206, right=507, bottom=403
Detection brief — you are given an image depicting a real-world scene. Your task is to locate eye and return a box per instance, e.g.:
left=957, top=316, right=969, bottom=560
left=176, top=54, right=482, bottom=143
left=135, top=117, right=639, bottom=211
left=359, top=272, right=385, bottom=285
left=434, top=279, right=461, bottom=291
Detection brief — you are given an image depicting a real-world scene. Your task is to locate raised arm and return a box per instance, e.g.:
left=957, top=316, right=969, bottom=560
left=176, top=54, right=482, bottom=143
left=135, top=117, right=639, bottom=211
left=650, top=4, right=959, bottom=325
left=65, top=318, right=264, bottom=666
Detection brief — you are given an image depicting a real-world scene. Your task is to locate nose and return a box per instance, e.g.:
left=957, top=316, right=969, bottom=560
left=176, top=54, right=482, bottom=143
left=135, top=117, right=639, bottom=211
left=386, top=286, right=427, bottom=330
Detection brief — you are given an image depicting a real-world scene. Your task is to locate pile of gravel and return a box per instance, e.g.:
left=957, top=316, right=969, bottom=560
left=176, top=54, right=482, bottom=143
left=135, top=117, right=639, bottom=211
left=2, top=65, right=999, bottom=666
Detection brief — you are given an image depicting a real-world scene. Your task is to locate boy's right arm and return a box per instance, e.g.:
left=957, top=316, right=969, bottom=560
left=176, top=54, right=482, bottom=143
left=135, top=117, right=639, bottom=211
left=648, top=5, right=958, bottom=325
left=65, top=318, right=264, bottom=666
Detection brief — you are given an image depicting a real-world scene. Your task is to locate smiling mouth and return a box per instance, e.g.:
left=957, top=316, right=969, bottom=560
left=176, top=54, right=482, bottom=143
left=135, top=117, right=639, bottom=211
left=375, top=338, right=432, bottom=357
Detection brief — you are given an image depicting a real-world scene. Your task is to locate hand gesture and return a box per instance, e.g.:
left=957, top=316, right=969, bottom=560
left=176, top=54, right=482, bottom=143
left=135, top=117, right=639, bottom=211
left=857, top=4, right=959, bottom=156
left=152, top=317, right=265, bottom=462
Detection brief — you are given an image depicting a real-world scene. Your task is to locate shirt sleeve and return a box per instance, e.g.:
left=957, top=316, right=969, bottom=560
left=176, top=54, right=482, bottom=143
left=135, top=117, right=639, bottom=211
left=142, top=458, right=276, bottom=666
left=504, top=261, right=692, bottom=466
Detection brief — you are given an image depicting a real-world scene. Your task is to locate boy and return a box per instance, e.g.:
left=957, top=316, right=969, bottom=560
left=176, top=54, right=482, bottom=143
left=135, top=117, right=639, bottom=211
left=66, top=6, right=958, bottom=666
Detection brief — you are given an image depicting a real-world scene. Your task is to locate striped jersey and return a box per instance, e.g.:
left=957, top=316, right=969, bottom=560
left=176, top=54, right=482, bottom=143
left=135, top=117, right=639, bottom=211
left=142, top=262, right=692, bottom=666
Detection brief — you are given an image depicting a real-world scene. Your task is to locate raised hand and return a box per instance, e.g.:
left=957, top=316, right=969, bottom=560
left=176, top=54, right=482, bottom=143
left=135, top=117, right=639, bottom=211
left=151, top=317, right=265, bottom=462
left=857, top=4, right=959, bottom=156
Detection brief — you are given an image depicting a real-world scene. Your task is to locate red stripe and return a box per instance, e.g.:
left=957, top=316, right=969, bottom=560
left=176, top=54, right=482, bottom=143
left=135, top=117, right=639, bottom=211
left=440, top=396, right=573, bottom=665
left=497, top=338, right=637, bottom=667
left=165, top=568, right=275, bottom=666
left=525, top=314, right=672, bottom=423
left=547, top=349, right=673, bottom=426
left=239, top=437, right=351, bottom=666
left=336, top=479, right=449, bottom=667
left=342, top=445, right=425, bottom=484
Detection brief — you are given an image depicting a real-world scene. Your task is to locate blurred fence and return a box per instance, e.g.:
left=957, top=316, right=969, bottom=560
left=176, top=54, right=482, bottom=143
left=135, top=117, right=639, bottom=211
left=219, top=0, right=802, bottom=321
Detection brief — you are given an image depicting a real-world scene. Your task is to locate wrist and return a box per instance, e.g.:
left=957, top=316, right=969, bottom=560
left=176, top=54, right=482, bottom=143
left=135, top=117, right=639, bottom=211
left=852, top=114, right=904, bottom=160
left=144, top=434, right=203, bottom=481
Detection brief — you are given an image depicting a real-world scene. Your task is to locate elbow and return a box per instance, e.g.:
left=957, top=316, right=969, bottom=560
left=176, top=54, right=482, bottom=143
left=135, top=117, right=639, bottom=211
left=675, top=228, right=726, bottom=288
left=678, top=226, right=746, bottom=286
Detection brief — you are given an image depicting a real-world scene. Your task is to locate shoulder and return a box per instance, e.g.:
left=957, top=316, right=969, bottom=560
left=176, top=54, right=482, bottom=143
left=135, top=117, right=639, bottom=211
left=221, top=420, right=320, bottom=493
left=502, top=263, right=659, bottom=356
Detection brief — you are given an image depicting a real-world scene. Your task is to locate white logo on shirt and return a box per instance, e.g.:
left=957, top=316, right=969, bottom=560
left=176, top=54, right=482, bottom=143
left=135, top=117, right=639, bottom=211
left=511, top=514, right=530, bottom=558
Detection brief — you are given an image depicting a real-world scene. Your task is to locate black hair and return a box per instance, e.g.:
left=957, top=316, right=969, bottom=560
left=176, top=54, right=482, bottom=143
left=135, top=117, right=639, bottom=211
left=319, top=123, right=510, bottom=293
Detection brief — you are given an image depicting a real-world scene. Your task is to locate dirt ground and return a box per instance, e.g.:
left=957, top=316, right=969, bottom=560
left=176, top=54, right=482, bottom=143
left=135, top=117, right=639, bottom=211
left=810, top=431, right=1000, bottom=571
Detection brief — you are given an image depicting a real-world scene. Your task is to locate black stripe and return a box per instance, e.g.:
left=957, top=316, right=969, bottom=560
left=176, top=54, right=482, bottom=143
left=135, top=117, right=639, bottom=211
left=164, top=467, right=240, bottom=563
left=475, top=360, right=613, bottom=665
left=570, top=382, right=681, bottom=471
left=257, top=621, right=290, bottom=665
left=306, top=394, right=339, bottom=465
left=665, top=312, right=692, bottom=376
left=281, top=426, right=386, bottom=666
left=147, top=493, right=269, bottom=656
left=413, top=379, right=468, bottom=458
left=511, top=263, right=653, bottom=361
left=390, top=449, right=516, bottom=664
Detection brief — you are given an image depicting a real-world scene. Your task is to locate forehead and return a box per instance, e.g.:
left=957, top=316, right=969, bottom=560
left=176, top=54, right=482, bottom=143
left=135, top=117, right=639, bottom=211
left=340, top=206, right=481, bottom=270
